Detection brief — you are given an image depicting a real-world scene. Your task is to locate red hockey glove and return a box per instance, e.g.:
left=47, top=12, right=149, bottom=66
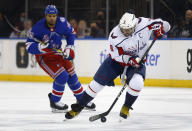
left=128, top=56, right=141, bottom=68
left=122, top=55, right=142, bottom=68
left=64, top=45, right=75, bottom=60
left=154, top=23, right=165, bottom=39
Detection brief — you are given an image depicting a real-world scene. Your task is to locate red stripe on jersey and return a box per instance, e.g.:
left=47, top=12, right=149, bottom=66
left=88, top=85, right=96, bottom=93
left=110, top=45, right=114, bottom=51
left=52, top=90, right=63, bottom=96
left=72, top=28, right=76, bottom=34
left=72, top=30, right=76, bottom=34
left=148, top=24, right=153, bottom=30
left=129, top=87, right=140, bottom=92
left=73, top=87, right=83, bottom=94
left=116, top=47, right=124, bottom=55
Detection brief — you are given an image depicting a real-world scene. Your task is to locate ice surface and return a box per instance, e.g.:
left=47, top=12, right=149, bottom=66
left=0, top=81, right=192, bottom=131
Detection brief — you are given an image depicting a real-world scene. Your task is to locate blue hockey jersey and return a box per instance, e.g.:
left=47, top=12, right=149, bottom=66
left=26, top=17, right=75, bottom=54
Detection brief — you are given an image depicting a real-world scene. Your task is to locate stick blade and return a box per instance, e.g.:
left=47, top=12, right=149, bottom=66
left=89, top=114, right=101, bottom=122
left=89, top=112, right=108, bottom=122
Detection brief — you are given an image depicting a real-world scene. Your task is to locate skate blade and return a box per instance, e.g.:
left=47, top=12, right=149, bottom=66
left=63, top=118, right=70, bottom=122
left=51, top=108, right=68, bottom=113
left=118, top=117, right=124, bottom=123
left=84, top=107, right=96, bottom=111
left=63, top=114, right=79, bottom=122
left=118, top=116, right=128, bottom=123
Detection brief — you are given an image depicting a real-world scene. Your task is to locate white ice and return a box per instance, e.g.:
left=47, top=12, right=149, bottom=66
left=0, top=81, right=192, bottom=131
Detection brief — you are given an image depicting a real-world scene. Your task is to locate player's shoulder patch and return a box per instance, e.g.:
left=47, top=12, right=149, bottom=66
left=60, top=17, right=66, bottom=23
left=138, top=17, right=142, bottom=24
left=137, top=17, right=150, bottom=26
left=111, top=32, right=118, bottom=39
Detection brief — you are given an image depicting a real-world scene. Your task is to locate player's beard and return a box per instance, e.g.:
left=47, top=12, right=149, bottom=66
left=121, top=27, right=135, bottom=37
left=47, top=20, right=56, bottom=27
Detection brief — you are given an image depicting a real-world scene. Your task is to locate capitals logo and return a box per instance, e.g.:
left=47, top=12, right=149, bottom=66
left=124, top=45, right=138, bottom=56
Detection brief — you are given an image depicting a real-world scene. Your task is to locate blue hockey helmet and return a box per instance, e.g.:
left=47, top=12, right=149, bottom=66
left=44, top=5, right=58, bottom=15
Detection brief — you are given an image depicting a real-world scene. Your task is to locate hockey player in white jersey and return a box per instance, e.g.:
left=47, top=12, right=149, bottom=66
left=65, top=12, right=171, bottom=119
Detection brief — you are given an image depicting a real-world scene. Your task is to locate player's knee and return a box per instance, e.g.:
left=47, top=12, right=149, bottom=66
left=127, top=74, right=144, bottom=96
left=62, top=60, right=75, bottom=76
left=85, top=80, right=104, bottom=98
left=67, top=67, right=75, bottom=76
left=55, top=70, right=69, bottom=84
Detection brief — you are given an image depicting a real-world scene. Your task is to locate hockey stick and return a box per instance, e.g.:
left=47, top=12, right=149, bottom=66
left=89, top=38, right=157, bottom=122
left=27, top=34, right=67, bottom=58
left=3, top=15, right=22, bottom=33
left=121, top=66, right=128, bottom=84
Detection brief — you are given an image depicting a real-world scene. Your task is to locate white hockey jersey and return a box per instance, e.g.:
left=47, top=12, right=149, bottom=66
left=108, top=17, right=170, bottom=65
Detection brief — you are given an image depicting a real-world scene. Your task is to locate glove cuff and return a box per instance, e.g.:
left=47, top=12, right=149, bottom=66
left=64, top=45, right=75, bottom=60
left=65, top=45, right=75, bottom=50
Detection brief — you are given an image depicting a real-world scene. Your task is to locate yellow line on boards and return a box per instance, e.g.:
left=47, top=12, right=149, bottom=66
left=0, top=74, right=53, bottom=82
left=0, top=74, right=192, bottom=88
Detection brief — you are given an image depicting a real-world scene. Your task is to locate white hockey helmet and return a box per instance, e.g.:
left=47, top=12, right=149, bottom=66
left=119, top=12, right=137, bottom=36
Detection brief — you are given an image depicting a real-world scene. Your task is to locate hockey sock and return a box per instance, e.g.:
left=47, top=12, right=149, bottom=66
left=79, top=92, right=94, bottom=107
left=67, top=74, right=84, bottom=100
left=124, top=92, right=138, bottom=108
left=51, top=71, right=69, bottom=102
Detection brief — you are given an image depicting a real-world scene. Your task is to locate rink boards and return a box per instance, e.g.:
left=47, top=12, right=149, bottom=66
left=0, top=39, right=191, bottom=87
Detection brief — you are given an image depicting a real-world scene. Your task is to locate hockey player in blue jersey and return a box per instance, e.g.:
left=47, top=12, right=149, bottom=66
left=25, top=5, right=95, bottom=112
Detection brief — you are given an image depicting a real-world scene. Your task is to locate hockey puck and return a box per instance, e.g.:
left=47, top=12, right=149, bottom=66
left=101, top=116, right=106, bottom=123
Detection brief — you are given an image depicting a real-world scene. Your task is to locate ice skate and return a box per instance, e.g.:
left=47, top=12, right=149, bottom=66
left=84, top=102, right=96, bottom=111
left=48, top=93, right=68, bottom=113
left=65, top=103, right=84, bottom=119
left=76, top=100, right=96, bottom=111
left=119, top=105, right=130, bottom=119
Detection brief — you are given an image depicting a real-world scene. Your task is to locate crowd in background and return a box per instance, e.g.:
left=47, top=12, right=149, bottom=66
left=0, top=10, right=106, bottom=39
left=68, top=11, right=106, bottom=38
left=169, top=9, right=192, bottom=38
left=1, top=8, right=192, bottom=38
left=0, top=12, right=33, bottom=38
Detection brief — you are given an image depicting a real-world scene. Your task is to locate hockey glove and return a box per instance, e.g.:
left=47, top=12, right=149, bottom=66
left=128, top=56, right=141, bottom=68
left=64, top=45, right=75, bottom=60
left=123, top=55, right=143, bottom=68
left=38, top=41, right=50, bottom=53
left=154, top=23, right=165, bottom=39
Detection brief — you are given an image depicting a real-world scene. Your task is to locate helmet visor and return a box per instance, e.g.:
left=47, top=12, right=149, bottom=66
left=120, top=26, right=135, bottom=37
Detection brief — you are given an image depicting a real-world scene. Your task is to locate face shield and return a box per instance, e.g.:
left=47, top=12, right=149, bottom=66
left=120, top=25, right=136, bottom=37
